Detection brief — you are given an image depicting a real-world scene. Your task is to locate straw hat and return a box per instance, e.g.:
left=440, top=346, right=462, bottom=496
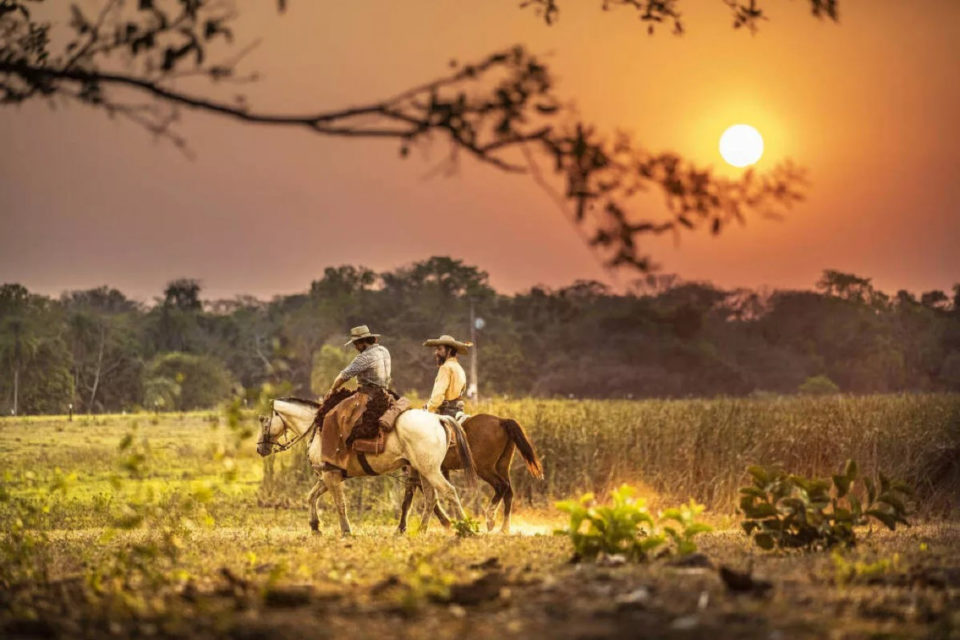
left=423, top=334, right=473, bottom=354
left=344, top=325, right=381, bottom=346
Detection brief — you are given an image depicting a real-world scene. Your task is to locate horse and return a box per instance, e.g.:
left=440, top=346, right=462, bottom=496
left=397, top=413, right=543, bottom=535
left=257, top=396, right=477, bottom=536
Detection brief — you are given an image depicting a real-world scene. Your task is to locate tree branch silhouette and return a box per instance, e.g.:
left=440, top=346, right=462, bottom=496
left=0, top=0, right=806, bottom=271
left=521, top=0, right=839, bottom=33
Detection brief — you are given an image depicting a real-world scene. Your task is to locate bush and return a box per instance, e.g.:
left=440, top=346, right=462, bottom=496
left=798, top=375, right=840, bottom=395
left=556, top=485, right=711, bottom=562
left=144, top=352, right=234, bottom=410
left=739, top=459, right=912, bottom=551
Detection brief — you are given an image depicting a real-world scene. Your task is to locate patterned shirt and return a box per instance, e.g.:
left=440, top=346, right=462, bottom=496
left=426, top=356, right=467, bottom=412
left=339, top=344, right=392, bottom=388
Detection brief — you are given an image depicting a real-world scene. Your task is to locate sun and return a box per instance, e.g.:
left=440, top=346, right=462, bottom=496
left=719, top=124, right=764, bottom=167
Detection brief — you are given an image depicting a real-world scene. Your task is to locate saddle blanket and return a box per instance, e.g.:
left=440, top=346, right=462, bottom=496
left=318, top=388, right=412, bottom=469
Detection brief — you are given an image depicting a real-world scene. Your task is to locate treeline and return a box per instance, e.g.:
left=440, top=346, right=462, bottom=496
left=1, top=257, right=959, bottom=414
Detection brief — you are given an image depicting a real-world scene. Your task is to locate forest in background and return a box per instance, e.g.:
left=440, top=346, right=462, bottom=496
left=2, top=256, right=959, bottom=415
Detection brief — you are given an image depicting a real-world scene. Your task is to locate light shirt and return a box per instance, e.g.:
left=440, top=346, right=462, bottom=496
left=339, top=344, right=391, bottom=388
left=427, top=356, right=467, bottom=412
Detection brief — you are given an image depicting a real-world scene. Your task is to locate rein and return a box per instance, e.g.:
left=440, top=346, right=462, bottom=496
left=259, top=409, right=316, bottom=454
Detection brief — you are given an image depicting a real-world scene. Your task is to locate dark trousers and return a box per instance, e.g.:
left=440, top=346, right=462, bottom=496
left=438, top=400, right=464, bottom=417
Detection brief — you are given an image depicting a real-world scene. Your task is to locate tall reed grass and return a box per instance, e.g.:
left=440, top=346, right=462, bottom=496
left=479, top=394, right=960, bottom=513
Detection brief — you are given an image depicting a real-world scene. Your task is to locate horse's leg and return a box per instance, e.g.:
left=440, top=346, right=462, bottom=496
left=422, top=469, right=466, bottom=522
left=322, top=470, right=351, bottom=536
left=496, top=447, right=516, bottom=534
left=307, top=475, right=329, bottom=533
left=500, top=481, right=515, bottom=534
left=397, top=468, right=419, bottom=535
left=418, top=479, right=438, bottom=534
left=432, top=469, right=453, bottom=528
left=479, top=470, right=505, bottom=532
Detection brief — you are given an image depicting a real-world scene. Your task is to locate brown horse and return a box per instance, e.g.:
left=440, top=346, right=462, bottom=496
left=397, top=414, right=543, bottom=534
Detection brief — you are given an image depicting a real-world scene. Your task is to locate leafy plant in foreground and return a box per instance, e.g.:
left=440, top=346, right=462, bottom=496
left=0, top=469, right=73, bottom=589
left=556, top=484, right=711, bottom=561
left=739, top=459, right=912, bottom=551
left=660, top=500, right=713, bottom=556
left=83, top=429, right=217, bottom=616
left=453, top=516, right=482, bottom=538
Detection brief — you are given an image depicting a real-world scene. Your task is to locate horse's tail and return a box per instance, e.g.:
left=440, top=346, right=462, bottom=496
left=441, top=416, right=478, bottom=490
left=502, top=418, right=544, bottom=480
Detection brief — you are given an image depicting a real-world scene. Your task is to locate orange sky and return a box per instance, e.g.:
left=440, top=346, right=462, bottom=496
left=1, top=0, right=958, bottom=301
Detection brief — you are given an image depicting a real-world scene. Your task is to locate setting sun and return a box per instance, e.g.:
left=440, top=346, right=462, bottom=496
left=719, top=124, right=764, bottom=167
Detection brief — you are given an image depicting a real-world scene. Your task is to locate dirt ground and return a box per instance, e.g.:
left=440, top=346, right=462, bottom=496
left=3, top=413, right=958, bottom=639
left=4, top=519, right=960, bottom=640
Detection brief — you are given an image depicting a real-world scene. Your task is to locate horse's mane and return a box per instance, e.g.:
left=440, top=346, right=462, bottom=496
left=276, top=396, right=321, bottom=408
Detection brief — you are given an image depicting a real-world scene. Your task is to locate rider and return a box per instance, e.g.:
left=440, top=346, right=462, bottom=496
left=327, top=325, right=392, bottom=397
left=422, top=334, right=472, bottom=417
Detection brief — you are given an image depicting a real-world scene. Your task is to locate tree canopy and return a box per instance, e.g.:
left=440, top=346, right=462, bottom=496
left=2, top=259, right=958, bottom=414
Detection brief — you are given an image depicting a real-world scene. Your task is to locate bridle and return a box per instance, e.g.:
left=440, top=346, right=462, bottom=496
left=258, top=408, right=316, bottom=454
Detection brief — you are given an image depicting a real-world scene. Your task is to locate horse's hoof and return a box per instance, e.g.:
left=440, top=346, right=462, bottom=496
left=486, top=519, right=496, bottom=532
left=395, top=527, right=406, bottom=536
left=309, top=521, right=320, bottom=532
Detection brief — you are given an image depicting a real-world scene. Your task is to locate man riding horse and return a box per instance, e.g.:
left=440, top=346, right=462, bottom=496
left=318, top=325, right=396, bottom=471
left=423, top=334, right=472, bottom=418
left=272, top=324, right=477, bottom=535
left=257, top=325, right=541, bottom=534
left=327, top=325, right=391, bottom=397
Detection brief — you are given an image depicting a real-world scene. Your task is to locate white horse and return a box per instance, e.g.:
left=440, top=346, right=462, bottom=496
left=256, top=397, right=477, bottom=535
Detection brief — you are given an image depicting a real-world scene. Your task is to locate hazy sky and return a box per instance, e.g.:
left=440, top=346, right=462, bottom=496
left=1, top=0, right=958, bottom=302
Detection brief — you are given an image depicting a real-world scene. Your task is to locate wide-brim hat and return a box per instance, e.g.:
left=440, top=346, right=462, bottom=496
left=344, top=325, right=381, bottom=346
left=423, top=334, right=473, bottom=354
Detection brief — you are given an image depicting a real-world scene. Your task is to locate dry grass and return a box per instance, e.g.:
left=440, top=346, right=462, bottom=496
left=2, top=400, right=960, bottom=638
left=479, top=394, right=960, bottom=512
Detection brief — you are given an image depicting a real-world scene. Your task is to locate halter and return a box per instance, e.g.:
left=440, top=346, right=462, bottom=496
left=258, top=408, right=316, bottom=454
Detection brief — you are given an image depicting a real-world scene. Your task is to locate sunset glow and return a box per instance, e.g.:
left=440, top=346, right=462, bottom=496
left=1, top=1, right=958, bottom=297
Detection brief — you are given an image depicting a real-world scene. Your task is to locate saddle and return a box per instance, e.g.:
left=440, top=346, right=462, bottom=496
left=318, top=386, right=411, bottom=470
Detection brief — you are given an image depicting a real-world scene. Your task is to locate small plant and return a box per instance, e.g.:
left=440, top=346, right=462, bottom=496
left=452, top=515, right=481, bottom=538
left=831, top=549, right=900, bottom=586
left=555, top=484, right=711, bottom=562
left=739, top=459, right=912, bottom=551
left=373, top=555, right=454, bottom=614
left=660, top=500, right=713, bottom=556
left=117, top=428, right=151, bottom=478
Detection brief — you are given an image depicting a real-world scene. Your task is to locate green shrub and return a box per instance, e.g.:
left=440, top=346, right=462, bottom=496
left=453, top=515, right=481, bottom=538
left=660, top=500, right=713, bottom=556
left=798, top=375, right=840, bottom=395
left=144, top=352, right=234, bottom=410
left=556, top=485, right=711, bottom=561
left=739, top=459, right=911, bottom=551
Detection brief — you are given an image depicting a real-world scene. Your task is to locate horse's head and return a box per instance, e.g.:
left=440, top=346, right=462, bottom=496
left=256, top=409, right=287, bottom=457
left=257, top=398, right=319, bottom=456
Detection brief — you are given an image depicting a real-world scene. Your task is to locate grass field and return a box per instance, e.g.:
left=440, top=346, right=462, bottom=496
left=2, top=396, right=960, bottom=638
